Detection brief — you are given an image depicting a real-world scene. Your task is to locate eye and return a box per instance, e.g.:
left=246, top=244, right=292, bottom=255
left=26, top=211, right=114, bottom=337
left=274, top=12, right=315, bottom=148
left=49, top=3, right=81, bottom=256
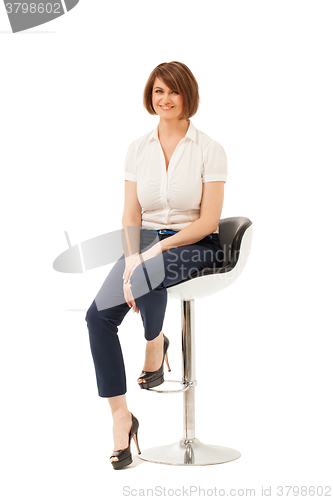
left=155, top=90, right=163, bottom=93
left=172, top=91, right=179, bottom=94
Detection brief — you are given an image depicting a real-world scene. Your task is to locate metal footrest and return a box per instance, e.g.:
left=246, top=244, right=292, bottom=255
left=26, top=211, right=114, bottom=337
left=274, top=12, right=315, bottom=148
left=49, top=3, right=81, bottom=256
left=146, top=379, right=197, bottom=393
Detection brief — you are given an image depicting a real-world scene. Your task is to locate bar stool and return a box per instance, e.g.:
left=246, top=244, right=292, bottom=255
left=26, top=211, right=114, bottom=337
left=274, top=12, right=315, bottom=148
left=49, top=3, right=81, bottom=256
left=139, top=216, right=253, bottom=466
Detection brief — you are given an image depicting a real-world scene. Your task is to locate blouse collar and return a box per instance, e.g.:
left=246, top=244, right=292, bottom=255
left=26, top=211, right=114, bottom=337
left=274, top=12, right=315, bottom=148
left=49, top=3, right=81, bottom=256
left=148, top=119, right=197, bottom=144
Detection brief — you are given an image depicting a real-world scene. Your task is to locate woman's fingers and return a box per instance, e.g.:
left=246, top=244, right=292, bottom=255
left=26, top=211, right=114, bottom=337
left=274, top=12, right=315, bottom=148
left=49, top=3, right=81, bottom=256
left=123, top=255, right=141, bottom=311
left=123, top=284, right=132, bottom=308
left=127, top=285, right=139, bottom=312
left=123, top=282, right=139, bottom=313
left=123, top=263, right=134, bottom=284
left=130, top=293, right=139, bottom=313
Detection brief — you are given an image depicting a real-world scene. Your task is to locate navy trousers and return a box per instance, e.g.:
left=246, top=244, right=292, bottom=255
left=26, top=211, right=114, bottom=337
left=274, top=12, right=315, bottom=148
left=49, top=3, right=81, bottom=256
left=85, top=229, right=224, bottom=397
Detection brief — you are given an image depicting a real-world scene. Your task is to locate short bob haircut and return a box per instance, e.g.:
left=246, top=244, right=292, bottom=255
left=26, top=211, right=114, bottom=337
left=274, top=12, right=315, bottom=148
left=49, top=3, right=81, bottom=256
left=143, top=61, right=200, bottom=120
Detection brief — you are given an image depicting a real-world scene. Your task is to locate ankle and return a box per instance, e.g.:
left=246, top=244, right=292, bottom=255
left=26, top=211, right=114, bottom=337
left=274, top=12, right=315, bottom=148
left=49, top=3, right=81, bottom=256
left=146, top=332, right=164, bottom=348
left=112, top=408, right=132, bottom=423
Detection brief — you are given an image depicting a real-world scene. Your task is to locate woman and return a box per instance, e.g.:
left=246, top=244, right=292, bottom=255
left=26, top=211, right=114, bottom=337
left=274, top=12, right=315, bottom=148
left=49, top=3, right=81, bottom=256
left=85, top=61, right=227, bottom=469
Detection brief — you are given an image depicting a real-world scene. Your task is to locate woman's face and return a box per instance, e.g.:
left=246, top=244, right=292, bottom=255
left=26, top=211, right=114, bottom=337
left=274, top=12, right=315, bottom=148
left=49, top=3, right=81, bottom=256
left=151, top=77, right=184, bottom=120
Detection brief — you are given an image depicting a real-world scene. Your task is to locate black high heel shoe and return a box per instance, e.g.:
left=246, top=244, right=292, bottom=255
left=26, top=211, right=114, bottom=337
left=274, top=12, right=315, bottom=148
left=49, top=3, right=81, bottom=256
left=109, top=413, right=141, bottom=469
left=137, top=334, right=171, bottom=389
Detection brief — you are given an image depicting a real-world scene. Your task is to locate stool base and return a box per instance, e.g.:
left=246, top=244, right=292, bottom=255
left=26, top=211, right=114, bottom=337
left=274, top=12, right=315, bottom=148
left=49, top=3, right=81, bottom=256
left=139, top=438, right=241, bottom=466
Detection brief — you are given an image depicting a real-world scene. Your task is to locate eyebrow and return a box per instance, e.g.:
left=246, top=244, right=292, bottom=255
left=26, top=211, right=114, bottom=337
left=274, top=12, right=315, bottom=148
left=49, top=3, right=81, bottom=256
left=153, top=86, right=176, bottom=91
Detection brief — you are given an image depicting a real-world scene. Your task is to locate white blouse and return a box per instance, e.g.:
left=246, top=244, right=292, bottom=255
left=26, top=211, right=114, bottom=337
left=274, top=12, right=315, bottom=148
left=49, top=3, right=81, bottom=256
left=124, top=120, right=227, bottom=233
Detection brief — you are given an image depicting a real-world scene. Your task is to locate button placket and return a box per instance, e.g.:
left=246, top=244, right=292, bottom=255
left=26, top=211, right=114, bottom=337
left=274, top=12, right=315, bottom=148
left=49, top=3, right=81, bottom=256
left=158, top=143, right=168, bottom=224
left=158, top=138, right=185, bottom=226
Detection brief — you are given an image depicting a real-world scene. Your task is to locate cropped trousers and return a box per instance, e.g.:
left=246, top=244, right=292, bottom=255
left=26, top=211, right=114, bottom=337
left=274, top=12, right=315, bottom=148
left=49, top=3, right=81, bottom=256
left=85, top=228, right=224, bottom=397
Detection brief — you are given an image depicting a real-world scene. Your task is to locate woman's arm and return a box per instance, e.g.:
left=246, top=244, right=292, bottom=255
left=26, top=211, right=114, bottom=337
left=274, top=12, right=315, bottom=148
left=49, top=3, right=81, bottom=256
left=159, top=181, right=225, bottom=252
left=121, top=180, right=142, bottom=312
left=121, top=180, right=142, bottom=258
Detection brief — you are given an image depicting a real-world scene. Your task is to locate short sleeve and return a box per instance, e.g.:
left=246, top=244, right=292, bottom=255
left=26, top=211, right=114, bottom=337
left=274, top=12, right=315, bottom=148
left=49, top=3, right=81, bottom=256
left=124, top=140, right=137, bottom=182
left=202, top=140, right=228, bottom=183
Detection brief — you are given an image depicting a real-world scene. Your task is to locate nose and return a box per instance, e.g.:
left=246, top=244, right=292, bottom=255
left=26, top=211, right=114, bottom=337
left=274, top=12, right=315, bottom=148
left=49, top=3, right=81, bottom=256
left=160, top=92, right=172, bottom=105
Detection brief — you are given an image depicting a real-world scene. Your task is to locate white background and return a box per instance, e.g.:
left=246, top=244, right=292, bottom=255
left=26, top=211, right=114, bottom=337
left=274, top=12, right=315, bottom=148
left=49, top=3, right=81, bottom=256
left=1, top=1, right=332, bottom=498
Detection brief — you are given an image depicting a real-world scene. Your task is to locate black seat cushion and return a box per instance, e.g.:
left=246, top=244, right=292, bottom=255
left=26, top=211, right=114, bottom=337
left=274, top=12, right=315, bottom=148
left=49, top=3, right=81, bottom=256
left=166, top=216, right=252, bottom=288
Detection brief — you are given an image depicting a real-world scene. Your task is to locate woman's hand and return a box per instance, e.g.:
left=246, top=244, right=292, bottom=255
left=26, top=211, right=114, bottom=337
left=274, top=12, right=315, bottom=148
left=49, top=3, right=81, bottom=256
left=123, top=279, right=139, bottom=313
left=122, top=243, right=162, bottom=312
left=123, top=253, right=141, bottom=312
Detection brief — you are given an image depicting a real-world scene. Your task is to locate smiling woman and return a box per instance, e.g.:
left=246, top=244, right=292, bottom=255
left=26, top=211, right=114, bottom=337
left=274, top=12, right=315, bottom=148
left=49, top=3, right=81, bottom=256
left=85, top=61, right=228, bottom=470
left=143, top=61, right=199, bottom=120
left=152, top=79, right=184, bottom=121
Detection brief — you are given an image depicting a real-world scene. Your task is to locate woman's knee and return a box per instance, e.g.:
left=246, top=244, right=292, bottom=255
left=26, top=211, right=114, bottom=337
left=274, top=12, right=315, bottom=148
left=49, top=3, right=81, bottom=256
left=85, top=300, right=101, bottom=325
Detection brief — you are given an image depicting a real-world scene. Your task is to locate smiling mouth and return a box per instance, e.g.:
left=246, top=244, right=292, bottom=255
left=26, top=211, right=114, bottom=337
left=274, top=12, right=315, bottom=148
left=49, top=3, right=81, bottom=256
left=160, top=105, right=174, bottom=109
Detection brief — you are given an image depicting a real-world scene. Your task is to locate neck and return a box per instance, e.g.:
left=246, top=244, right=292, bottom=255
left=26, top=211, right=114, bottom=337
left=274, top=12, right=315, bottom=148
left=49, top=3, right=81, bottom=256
left=158, top=118, right=190, bottom=140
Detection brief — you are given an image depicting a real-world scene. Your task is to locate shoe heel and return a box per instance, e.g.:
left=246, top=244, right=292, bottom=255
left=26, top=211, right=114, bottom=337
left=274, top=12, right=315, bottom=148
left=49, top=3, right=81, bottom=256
left=133, top=431, right=141, bottom=454
left=165, top=352, right=171, bottom=372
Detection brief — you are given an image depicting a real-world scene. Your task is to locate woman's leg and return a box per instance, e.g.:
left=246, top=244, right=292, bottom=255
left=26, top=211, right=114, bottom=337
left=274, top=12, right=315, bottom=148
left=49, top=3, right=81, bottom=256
left=85, top=255, right=140, bottom=462
left=108, top=395, right=133, bottom=463
left=85, top=231, right=168, bottom=455
left=85, top=255, right=131, bottom=398
left=139, top=330, right=165, bottom=378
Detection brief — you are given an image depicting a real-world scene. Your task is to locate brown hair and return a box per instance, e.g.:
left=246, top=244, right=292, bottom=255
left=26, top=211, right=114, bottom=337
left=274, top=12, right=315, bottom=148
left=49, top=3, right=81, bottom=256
left=143, top=61, right=200, bottom=120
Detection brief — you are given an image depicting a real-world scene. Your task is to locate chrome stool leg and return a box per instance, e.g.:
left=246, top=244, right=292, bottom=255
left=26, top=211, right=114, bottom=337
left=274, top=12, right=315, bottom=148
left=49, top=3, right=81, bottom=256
left=139, top=300, right=241, bottom=466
